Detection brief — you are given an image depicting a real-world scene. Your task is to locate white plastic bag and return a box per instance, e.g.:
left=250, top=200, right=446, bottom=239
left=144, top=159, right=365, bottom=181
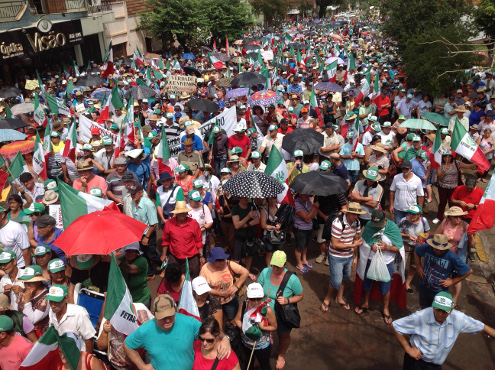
left=366, top=246, right=392, bottom=282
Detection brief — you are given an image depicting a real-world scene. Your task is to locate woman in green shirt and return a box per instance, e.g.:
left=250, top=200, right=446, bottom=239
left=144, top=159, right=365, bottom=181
left=257, top=251, right=304, bottom=370
left=118, top=243, right=151, bottom=308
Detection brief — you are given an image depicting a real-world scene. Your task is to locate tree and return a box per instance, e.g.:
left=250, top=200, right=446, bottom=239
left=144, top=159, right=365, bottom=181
left=381, top=0, right=479, bottom=96
left=250, top=0, right=290, bottom=26
left=315, top=0, right=345, bottom=18
left=474, top=0, right=495, bottom=66
left=205, top=0, right=255, bottom=45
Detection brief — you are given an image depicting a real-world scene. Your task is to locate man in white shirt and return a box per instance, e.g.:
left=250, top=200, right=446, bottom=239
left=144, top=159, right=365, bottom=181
left=448, top=106, right=469, bottom=133
left=378, top=122, right=396, bottom=151
left=0, top=207, right=30, bottom=268
left=19, top=173, right=45, bottom=203
left=362, top=120, right=380, bottom=147
left=247, top=151, right=266, bottom=172
left=0, top=251, right=24, bottom=310
left=478, top=110, right=495, bottom=134
left=259, top=124, right=284, bottom=157
left=319, top=123, right=341, bottom=159
left=389, top=160, right=424, bottom=225
left=47, top=284, right=95, bottom=352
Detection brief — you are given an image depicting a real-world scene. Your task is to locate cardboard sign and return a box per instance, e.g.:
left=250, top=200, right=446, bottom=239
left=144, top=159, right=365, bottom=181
left=167, top=75, right=196, bottom=94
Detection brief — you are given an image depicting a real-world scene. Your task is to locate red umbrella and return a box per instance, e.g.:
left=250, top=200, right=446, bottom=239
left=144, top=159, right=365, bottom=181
left=0, top=140, right=34, bottom=159
left=53, top=210, right=147, bottom=256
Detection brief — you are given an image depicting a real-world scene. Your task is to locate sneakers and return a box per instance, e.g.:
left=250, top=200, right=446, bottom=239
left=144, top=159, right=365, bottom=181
left=432, top=218, right=440, bottom=224
left=468, top=254, right=476, bottom=262
left=315, top=254, right=326, bottom=264
left=325, top=258, right=329, bottom=266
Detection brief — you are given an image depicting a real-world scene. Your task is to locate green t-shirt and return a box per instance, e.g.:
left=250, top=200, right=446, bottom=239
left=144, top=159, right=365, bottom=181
left=231, top=203, right=256, bottom=238
left=117, top=255, right=151, bottom=303
left=257, top=267, right=303, bottom=316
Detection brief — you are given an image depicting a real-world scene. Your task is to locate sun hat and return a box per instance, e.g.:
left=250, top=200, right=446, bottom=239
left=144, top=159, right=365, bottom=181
left=432, top=291, right=455, bottom=312
left=455, top=105, right=467, bottom=113
left=46, top=285, right=68, bottom=302
left=171, top=200, right=192, bottom=214
left=192, top=276, right=211, bottom=296
left=188, top=190, right=202, bottom=201
left=369, top=209, right=386, bottom=228
left=207, top=247, right=230, bottom=263
left=153, top=294, right=176, bottom=319
left=294, top=149, right=304, bottom=157
left=0, top=294, right=12, bottom=311
left=176, top=164, right=191, bottom=173
left=17, top=265, right=46, bottom=282
left=0, top=316, right=14, bottom=332
left=426, top=234, right=452, bottom=251
left=343, top=202, right=367, bottom=215
left=370, top=142, right=386, bottom=153
left=363, top=167, right=383, bottom=181
left=42, top=190, right=59, bottom=205
left=251, top=151, right=261, bottom=159
left=48, top=258, right=66, bottom=273
left=247, top=283, right=264, bottom=299
left=0, top=250, right=16, bottom=264
left=76, top=159, right=94, bottom=172
left=34, top=245, right=51, bottom=257
left=24, top=202, right=46, bottom=215
left=319, top=160, right=330, bottom=170
left=445, top=206, right=468, bottom=217
left=407, top=205, right=423, bottom=214
left=270, top=250, right=287, bottom=268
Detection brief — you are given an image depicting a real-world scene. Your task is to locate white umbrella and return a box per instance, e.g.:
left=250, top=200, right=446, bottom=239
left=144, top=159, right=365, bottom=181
left=325, top=57, right=345, bottom=65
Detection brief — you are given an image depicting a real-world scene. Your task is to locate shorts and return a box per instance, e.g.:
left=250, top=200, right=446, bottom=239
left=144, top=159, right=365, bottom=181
left=329, top=255, right=354, bottom=290
left=262, top=234, right=283, bottom=253
left=362, top=259, right=394, bottom=296
left=404, top=244, right=416, bottom=269
left=233, top=235, right=245, bottom=261
left=293, top=228, right=312, bottom=251
left=222, top=294, right=239, bottom=320
left=315, top=223, right=326, bottom=243
left=276, top=315, right=293, bottom=334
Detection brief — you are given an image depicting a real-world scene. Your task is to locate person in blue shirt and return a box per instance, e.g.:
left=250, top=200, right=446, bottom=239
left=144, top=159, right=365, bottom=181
left=181, top=126, right=203, bottom=151
left=126, top=149, right=151, bottom=191
left=473, top=75, right=486, bottom=91
left=124, top=294, right=231, bottom=370
left=414, top=234, right=472, bottom=308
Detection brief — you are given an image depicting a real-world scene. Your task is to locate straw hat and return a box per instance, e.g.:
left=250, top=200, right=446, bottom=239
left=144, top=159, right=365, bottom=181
left=444, top=206, right=468, bottom=217
left=342, top=202, right=366, bottom=215
left=370, top=142, right=387, bottom=153
left=180, top=91, right=191, bottom=99
left=171, top=200, right=192, bottom=214
left=425, top=133, right=436, bottom=142
left=455, top=106, right=467, bottom=113
left=426, top=234, right=452, bottom=251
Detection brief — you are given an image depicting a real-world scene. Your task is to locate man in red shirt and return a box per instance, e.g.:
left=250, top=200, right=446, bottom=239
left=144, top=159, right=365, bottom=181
left=161, top=200, right=203, bottom=278
left=228, top=124, right=251, bottom=160
left=374, top=89, right=392, bottom=124
left=450, top=176, right=484, bottom=223
left=278, top=118, right=294, bottom=135
left=0, top=315, right=33, bottom=370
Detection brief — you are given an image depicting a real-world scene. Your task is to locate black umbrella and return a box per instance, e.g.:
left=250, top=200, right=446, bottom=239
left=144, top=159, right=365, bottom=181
left=75, top=75, right=105, bottom=87
left=0, top=119, right=29, bottom=130
left=0, top=87, right=22, bottom=99
left=290, top=171, right=348, bottom=196
left=314, top=82, right=344, bottom=93
left=211, top=52, right=231, bottom=62
left=244, top=44, right=263, bottom=51
left=282, top=129, right=324, bottom=155
left=87, top=68, right=101, bottom=74
left=246, top=52, right=260, bottom=60
left=185, top=98, right=220, bottom=113
left=183, top=66, right=201, bottom=77
left=230, top=72, right=266, bottom=87
left=124, top=85, right=157, bottom=100
left=223, top=171, right=284, bottom=198
left=289, top=43, right=308, bottom=50
left=270, top=62, right=289, bottom=71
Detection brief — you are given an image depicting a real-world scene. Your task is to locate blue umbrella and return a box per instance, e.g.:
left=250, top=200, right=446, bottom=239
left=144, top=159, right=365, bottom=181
left=0, top=129, right=27, bottom=142
left=90, top=87, right=111, bottom=101
left=182, top=53, right=196, bottom=60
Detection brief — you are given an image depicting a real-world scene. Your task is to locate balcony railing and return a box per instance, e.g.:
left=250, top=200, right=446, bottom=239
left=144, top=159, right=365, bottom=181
left=0, top=1, right=26, bottom=22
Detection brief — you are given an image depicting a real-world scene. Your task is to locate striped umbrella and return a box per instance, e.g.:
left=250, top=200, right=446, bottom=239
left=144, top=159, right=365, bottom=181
left=0, top=139, right=34, bottom=158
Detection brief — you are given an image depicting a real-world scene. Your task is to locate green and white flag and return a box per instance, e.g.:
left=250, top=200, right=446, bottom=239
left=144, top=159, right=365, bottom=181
left=33, top=92, right=47, bottom=127
left=451, top=118, right=490, bottom=172
left=46, top=94, right=70, bottom=116
left=103, top=253, right=139, bottom=335
left=20, top=326, right=82, bottom=370
left=8, top=151, right=28, bottom=183
left=265, top=146, right=288, bottom=184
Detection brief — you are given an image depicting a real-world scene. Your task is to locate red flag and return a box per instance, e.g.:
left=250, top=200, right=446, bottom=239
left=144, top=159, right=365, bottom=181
left=101, top=61, right=114, bottom=79
left=97, top=95, right=110, bottom=124
left=0, top=170, right=8, bottom=194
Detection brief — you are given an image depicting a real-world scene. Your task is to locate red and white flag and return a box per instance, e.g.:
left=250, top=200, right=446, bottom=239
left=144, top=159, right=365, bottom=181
left=33, top=132, right=48, bottom=180
left=62, top=122, right=77, bottom=163
left=355, top=79, right=370, bottom=105
left=468, top=171, right=495, bottom=235
left=178, top=259, right=200, bottom=321
left=97, top=95, right=111, bottom=124
left=208, top=52, right=225, bottom=69
left=429, top=132, right=442, bottom=169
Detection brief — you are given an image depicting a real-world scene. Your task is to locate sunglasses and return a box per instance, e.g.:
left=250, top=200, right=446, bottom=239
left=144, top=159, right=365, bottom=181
left=199, top=336, right=215, bottom=344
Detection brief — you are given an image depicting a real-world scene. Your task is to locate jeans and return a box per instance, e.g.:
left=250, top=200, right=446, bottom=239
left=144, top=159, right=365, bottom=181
left=348, top=170, right=359, bottom=187
left=214, top=154, right=228, bottom=176
left=394, top=209, right=409, bottom=225
left=140, top=232, right=161, bottom=277
left=329, top=255, right=354, bottom=290
left=362, top=260, right=394, bottom=295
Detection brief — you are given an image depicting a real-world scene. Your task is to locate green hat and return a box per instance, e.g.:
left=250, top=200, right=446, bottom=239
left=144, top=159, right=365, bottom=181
left=268, top=124, right=278, bottom=131
left=193, top=179, right=205, bottom=189
left=74, top=254, right=95, bottom=269
left=287, top=106, right=294, bottom=112
left=0, top=250, right=16, bottom=264
left=270, top=250, right=287, bottom=267
left=50, top=131, right=60, bottom=138
left=251, top=150, right=261, bottom=159
left=166, top=112, right=174, bottom=119
left=0, top=316, right=14, bottom=332
left=440, top=128, right=449, bottom=135
left=109, top=123, right=119, bottom=130
left=24, top=202, right=46, bottom=215
left=398, top=115, right=406, bottom=120
left=347, top=131, right=355, bottom=139
left=102, top=136, right=113, bottom=146
left=176, top=164, right=190, bottom=173
left=416, top=150, right=428, bottom=160
left=213, top=126, right=221, bottom=134
left=294, top=149, right=304, bottom=157
left=154, top=109, right=161, bottom=115
left=369, top=209, right=386, bottom=228
left=46, top=284, right=68, bottom=302
left=148, top=131, right=158, bottom=138
left=220, top=167, right=231, bottom=174
left=382, top=121, right=391, bottom=127
left=17, top=265, right=45, bottom=281
left=364, top=167, right=380, bottom=181
left=188, top=190, right=202, bottom=201
left=82, top=143, right=93, bottom=151
left=412, top=135, right=421, bottom=142
left=406, top=133, right=415, bottom=140
left=48, top=258, right=66, bottom=273
left=247, top=128, right=256, bottom=134
left=89, top=187, right=103, bottom=197
left=332, top=124, right=339, bottom=131
left=343, top=111, right=357, bottom=120
left=34, top=245, right=52, bottom=257
left=319, top=160, right=330, bottom=170
left=432, top=291, right=454, bottom=312
left=230, top=146, right=243, bottom=154
left=407, top=205, right=423, bottom=214
left=372, top=123, right=381, bottom=132
left=44, top=179, right=58, bottom=191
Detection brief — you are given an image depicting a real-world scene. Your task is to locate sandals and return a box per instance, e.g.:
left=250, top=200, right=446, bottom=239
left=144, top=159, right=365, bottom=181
left=320, top=300, right=330, bottom=312
left=382, top=312, right=393, bottom=324
left=335, top=299, right=350, bottom=310
left=406, top=288, right=414, bottom=294
left=354, top=305, right=370, bottom=315
left=296, top=266, right=308, bottom=274
left=276, top=359, right=286, bottom=369
left=303, top=262, right=313, bottom=269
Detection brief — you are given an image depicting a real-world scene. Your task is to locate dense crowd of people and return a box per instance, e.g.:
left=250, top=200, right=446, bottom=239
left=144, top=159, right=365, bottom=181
left=0, top=13, right=494, bottom=370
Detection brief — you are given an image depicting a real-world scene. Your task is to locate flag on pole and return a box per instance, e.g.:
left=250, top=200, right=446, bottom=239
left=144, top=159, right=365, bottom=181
left=178, top=258, right=200, bottom=320
left=46, top=95, right=70, bottom=116
left=213, top=40, right=217, bottom=51
left=57, top=179, right=118, bottom=229
left=241, top=300, right=271, bottom=340
left=157, top=126, right=172, bottom=175
left=172, top=58, right=181, bottom=70
left=8, top=151, right=28, bottom=183
left=62, top=63, right=70, bottom=79
left=110, top=85, right=124, bottom=111
left=309, top=88, right=324, bottom=127
left=326, top=61, right=338, bottom=82
left=72, top=60, right=80, bottom=77
left=5, top=104, right=12, bottom=119
left=20, top=326, right=82, bottom=370
left=208, top=52, right=225, bottom=70
left=451, top=118, right=490, bottom=172
left=265, top=146, right=293, bottom=205
left=103, top=253, right=139, bottom=335
left=97, top=94, right=111, bottom=124
left=151, top=66, right=165, bottom=80
left=158, top=57, right=165, bottom=69
left=0, top=170, right=9, bottom=194
left=33, top=132, right=48, bottom=180
left=429, top=133, right=442, bottom=169
left=467, top=171, right=495, bottom=235
left=354, top=79, right=370, bottom=105
left=62, top=122, right=77, bottom=162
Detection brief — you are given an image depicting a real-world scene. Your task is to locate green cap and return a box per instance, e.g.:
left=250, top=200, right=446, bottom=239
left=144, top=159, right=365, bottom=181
left=416, top=150, right=428, bottom=160
left=0, top=250, right=16, bottom=264
left=89, top=187, right=102, bottom=197
left=48, top=258, right=67, bottom=273
left=166, top=112, right=174, bottom=119
left=230, top=146, right=243, bottom=154
left=294, top=149, right=304, bottom=157
left=0, top=316, right=14, bottom=332
left=406, top=133, right=415, bottom=140
left=109, top=124, right=119, bottom=130
left=319, top=160, right=330, bottom=170
left=398, top=115, right=406, bottom=120
left=213, top=126, right=221, bottom=134
left=148, top=131, right=158, bottom=138
left=347, top=131, right=355, bottom=139
left=432, top=291, right=454, bottom=312
left=44, top=179, right=58, bottom=191
left=188, top=190, right=202, bottom=201
left=74, top=254, right=95, bottom=269
left=268, top=124, right=278, bottom=131
left=24, top=202, right=46, bottom=215
left=193, top=179, right=205, bottom=189
left=251, top=151, right=261, bottom=159
left=369, top=209, right=386, bottom=228
left=17, top=265, right=44, bottom=281
left=407, top=205, right=422, bottom=214
left=287, top=106, right=294, bottom=112
left=372, top=123, right=381, bottom=132
left=102, top=136, right=113, bottom=145
left=82, top=143, right=93, bottom=151
left=365, top=167, right=380, bottom=181
left=34, top=245, right=52, bottom=257
left=412, top=135, right=421, bottom=142
left=50, top=131, right=60, bottom=138
left=247, top=128, right=256, bottom=134
left=440, top=128, right=449, bottom=135
left=176, top=164, right=190, bottom=173
left=46, top=284, right=68, bottom=302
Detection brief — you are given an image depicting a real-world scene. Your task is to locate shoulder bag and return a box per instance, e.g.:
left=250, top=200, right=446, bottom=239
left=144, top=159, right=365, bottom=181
left=265, top=207, right=286, bottom=245
left=227, top=261, right=247, bottom=297
left=274, top=271, right=301, bottom=328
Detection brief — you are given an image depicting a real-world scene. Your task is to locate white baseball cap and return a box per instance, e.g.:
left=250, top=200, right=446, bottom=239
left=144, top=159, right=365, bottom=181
left=247, top=283, right=264, bottom=299
left=192, top=276, right=211, bottom=295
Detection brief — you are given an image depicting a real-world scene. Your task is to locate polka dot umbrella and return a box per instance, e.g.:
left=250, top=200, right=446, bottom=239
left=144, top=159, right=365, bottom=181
left=222, top=171, right=284, bottom=198
left=247, top=90, right=282, bottom=107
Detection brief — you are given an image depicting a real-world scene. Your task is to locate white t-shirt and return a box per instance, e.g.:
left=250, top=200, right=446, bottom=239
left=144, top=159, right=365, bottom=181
left=188, top=204, right=213, bottom=244
left=390, top=173, right=425, bottom=212
left=378, top=131, right=396, bottom=149
left=49, top=303, right=96, bottom=351
left=0, top=220, right=30, bottom=268
left=362, top=131, right=374, bottom=147
left=0, top=269, right=24, bottom=310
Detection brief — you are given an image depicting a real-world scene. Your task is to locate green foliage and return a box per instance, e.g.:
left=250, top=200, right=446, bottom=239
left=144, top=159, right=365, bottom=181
left=139, top=0, right=254, bottom=48
left=381, top=0, right=478, bottom=96
left=474, top=0, right=495, bottom=41
left=250, top=0, right=290, bottom=26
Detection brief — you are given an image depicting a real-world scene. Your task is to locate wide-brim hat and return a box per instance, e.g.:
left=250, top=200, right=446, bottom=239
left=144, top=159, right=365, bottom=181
left=426, top=234, right=452, bottom=250
left=76, top=160, right=95, bottom=172
left=52, top=121, right=64, bottom=132
left=455, top=106, right=467, bottom=113
left=370, top=143, right=387, bottom=153
left=444, top=206, right=468, bottom=217
left=342, top=202, right=366, bottom=215
left=425, top=133, right=436, bottom=142
left=170, top=200, right=192, bottom=214
left=362, top=168, right=385, bottom=182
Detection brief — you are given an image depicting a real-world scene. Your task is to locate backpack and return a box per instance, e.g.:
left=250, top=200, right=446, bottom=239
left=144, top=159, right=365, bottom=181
left=322, top=213, right=361, bottom=241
